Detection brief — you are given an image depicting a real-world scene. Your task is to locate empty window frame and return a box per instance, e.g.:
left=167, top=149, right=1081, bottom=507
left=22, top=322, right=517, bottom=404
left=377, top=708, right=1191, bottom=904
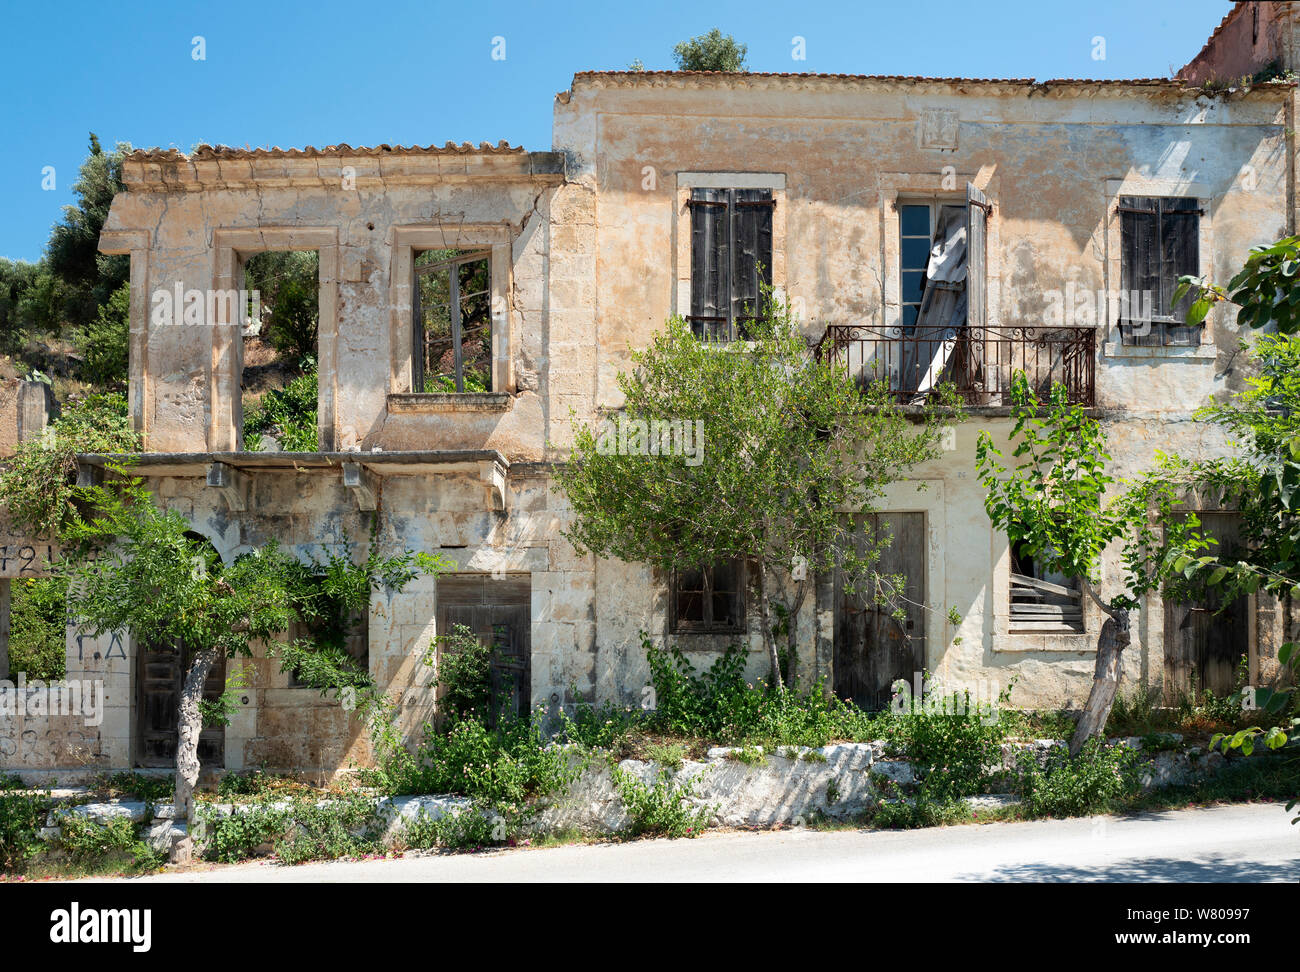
left=1118, top=196, right=1202, bottom=347
left=1008, top=538, right=1084, bottom=634
left=413, top=249, right=493, bottom=392
left=240, top=249, right=321, bottom=452
left=671, top=560, right=745, bottom=633
left=688, top=188, right=774, bottom=342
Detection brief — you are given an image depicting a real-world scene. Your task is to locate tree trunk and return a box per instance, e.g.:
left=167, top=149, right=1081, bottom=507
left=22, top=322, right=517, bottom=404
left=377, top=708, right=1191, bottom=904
left=171, top=644, right=219, bottom=864
left=755, top=561, right=784, bottom=691
left=1069, top=596, right=1131, bottom=757
left=784, top=578, right=807, bottom=689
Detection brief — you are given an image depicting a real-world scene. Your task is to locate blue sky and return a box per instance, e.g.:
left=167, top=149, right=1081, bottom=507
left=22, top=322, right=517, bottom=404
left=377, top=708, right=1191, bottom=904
left=0, top=0, right=1235, bottom=261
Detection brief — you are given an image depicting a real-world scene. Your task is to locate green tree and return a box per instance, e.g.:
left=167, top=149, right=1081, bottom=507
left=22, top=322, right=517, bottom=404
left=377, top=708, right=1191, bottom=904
left=557, top=292, right=960, bottom=689
left=243, top=250, right=319, bottom=358
left=46, top=133, right=131, bottom=330
left=0, top=258, right=43, bottom=354
left=1174, top=242, right=1300, bottom=771
left=58, top=479, right=445, bottom=858
left=975, top=376, right=1202, bottom=755
left=76, top=280, right=130, bottom=388
left=673, top=29, right=747, bottom=72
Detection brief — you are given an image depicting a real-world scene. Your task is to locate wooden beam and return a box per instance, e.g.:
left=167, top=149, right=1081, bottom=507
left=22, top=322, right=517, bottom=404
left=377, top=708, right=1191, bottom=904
left=342, top=462, right=378, bottom=511
left=206, top=461, right=250, bottom=512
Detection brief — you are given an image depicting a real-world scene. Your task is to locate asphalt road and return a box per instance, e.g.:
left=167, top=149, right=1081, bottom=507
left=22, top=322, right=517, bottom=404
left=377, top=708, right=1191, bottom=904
left=99, top=801, right=1298, bottom=883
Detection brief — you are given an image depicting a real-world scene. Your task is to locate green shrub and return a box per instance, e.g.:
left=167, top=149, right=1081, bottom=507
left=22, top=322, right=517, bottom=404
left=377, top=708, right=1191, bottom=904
left=613, top=766, right=715, bottom=839
left=871, top=797, right=970, bottom=830
left=1016, top=739, right=1140, bottom=817
left=431, top=624, right=493, bottom=724
left=198, top=804, right=291, bottom=863
left=243, top=359, right=318, bottom=452
left=56, top=812, right=136, bottom=863
left=0, top=790, right=51, bottom=873
left=76, top=281, right=130, bottom=387
left=645, top=741, right=689, bottom=771
left=394, top=714, right=579, bottom=807
left=216, top=768, right=276, bottom=800
left=398, top=804, right=506, bottom=851
left=50, top=811, right=164, bottom=875
left=0, top=391, right=136, bottom=537
left=641, top=639, right=879, bottom=747
left=244, top=250, right=320, bottom=358
left=273, top=795, right=382, bottom=866
left=90, top=771, right=173, bottom=803
left=555, top=699, right=643, bottom=751
left=885, top=689, right=1010, bottom=801
left=7, top=576, right=69, bottom=680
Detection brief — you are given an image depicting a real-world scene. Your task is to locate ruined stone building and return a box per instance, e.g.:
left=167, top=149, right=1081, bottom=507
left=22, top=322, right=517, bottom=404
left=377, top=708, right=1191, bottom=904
left=3, top=1, right=1299, bottom=779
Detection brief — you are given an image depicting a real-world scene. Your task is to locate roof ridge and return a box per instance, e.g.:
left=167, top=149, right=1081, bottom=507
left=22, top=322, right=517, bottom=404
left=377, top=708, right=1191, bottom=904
left=125, top=141, right=527, bottom=162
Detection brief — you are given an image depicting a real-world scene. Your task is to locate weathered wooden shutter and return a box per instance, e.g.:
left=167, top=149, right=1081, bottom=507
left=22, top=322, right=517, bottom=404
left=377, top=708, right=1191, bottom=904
left=731, top=189, right=774, bottom=337
left=1119, top=196, right=1163, bottom=346
left=1160, top=198, right=1201, bottom=346
left=689, top=189, right=728, bottom=340
left=966, top=183, right=989, bottom=330
left=690, top=188, right=773, bottom=341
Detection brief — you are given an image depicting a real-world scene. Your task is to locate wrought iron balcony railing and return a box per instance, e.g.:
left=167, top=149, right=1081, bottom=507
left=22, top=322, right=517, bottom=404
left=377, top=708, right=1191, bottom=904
left=815, top=323, right=1096, bottom=407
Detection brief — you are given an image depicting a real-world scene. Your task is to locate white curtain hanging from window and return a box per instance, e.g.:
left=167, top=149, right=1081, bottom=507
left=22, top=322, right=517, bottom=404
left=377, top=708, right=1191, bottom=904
left=901, top=205, right=968, bottom=400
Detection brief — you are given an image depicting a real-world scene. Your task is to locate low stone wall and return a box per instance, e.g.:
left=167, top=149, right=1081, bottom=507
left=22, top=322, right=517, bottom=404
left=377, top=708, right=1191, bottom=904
left=23, top=734, right=1287, bottom=855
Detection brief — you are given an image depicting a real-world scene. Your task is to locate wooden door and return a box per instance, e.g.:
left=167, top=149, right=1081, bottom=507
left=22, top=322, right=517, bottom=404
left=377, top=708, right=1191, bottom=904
left=436, top=574, right=531, bottom=724
left=834, top=513, right=926, bottom=710
left=136, top=640, right=226, bottom=768
left=1163, top=512, right=1249, bottom=701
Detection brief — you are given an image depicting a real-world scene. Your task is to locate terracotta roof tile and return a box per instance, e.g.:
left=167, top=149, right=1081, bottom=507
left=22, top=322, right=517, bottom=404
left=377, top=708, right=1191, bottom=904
left=126, top=141, right=525, bottom=162
left=570, top=70, right=1184, bottom=86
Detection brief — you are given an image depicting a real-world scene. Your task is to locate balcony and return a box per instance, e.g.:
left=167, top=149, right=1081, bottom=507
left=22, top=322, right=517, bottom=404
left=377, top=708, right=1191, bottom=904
left=816, top=324, right=1096, bottom=407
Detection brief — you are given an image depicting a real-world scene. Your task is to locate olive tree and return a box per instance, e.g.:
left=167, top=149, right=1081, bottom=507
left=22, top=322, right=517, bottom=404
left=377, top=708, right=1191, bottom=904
left=975, top=376, right=1203, bottom=755
left=557, top=294, right=961, bottom=690
left=59, top=477, right=440, bottom=859
left=1175, top=243, right=1300, bottom=768
left=673, top=30, right=747, bottom=71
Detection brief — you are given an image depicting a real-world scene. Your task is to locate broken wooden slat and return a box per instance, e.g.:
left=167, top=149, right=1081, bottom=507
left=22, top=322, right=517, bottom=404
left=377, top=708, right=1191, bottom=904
left=1009, top=621, right=1086, bottom=634
left=1010, top=605, right=1083, bottom=618
left=1009, top=571, right=1080, bottom=599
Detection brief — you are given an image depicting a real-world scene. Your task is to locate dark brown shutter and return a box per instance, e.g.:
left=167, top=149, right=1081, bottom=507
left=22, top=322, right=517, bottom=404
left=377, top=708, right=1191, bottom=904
left=731, top=189, right=773, bottom=337
left=690, top=189, right=728, bottom=340
left=1161, top=198, right=1201, bottom=346
left=966, top=183, right=989, bottom=329
left=1120, top=196, right=1163, bottom=346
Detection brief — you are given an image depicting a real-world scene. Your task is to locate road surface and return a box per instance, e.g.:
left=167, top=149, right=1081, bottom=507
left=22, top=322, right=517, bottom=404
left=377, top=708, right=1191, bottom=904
left=99, top=802, right=1298, bottom=883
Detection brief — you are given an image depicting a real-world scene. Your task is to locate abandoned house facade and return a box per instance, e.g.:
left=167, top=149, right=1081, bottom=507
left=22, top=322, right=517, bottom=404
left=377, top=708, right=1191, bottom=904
left=3, top=1, right=1299, bottom=779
